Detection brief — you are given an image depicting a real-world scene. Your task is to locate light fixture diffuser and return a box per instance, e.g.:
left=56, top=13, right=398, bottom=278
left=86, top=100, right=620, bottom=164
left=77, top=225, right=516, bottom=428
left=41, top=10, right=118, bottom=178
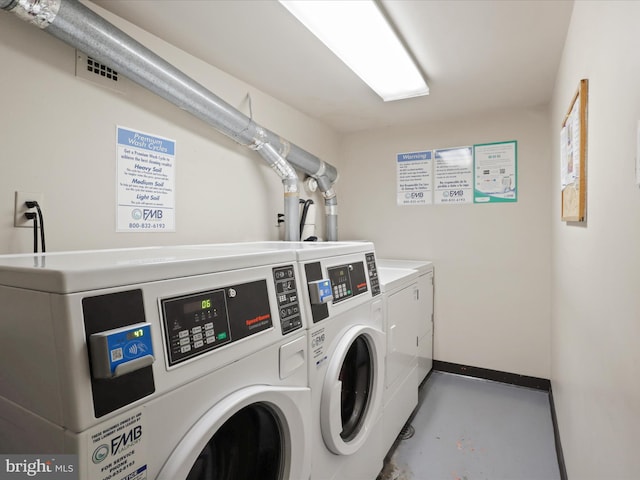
left=279, top=0, right=429, bottom=102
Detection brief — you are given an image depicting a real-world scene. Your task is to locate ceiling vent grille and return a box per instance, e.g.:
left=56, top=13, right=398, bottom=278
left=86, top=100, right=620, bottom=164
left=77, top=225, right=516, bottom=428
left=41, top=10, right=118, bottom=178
left=75, top=51, right=126, bottom=94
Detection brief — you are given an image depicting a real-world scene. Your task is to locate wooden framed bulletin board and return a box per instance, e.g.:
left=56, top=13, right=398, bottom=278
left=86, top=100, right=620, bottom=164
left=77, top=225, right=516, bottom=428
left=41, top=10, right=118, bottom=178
left=560, top=79, right=588, bottom=222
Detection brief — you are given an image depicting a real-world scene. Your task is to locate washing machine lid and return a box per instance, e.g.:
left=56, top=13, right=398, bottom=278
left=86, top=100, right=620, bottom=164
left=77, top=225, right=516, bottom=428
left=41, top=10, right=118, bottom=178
left=377, top=258, right=433, bottom=275
left=240, top=241, right=376, bottom=261
left=0, top=244, right=297, bottom=293
left=377, top=266, right=420, bottom=293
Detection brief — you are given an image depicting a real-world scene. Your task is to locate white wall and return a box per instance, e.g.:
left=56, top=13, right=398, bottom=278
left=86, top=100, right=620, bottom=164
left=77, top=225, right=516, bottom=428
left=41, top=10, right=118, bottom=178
left=0, top=2, right=339, bottom=254
left=550, top=2, right=640, bottom=478
left=339, top=107, right=552, bottom=378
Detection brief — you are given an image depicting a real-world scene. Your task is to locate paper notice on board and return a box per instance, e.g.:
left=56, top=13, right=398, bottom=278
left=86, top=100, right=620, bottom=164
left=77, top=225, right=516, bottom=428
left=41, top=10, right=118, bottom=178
left=561, top=100, right=580, bottom=189
left=397, top=151, right=433, bottom=205
left=473, top=141, right=517, bottom=203
left=117, top=126, right=176, bottom=232
left=433, top=147, right=473, bottom=204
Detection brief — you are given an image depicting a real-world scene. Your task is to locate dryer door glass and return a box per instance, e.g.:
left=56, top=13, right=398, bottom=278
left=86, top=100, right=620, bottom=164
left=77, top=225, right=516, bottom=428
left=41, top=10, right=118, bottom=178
left=186, top=403, right=283, bottom=480
left=339, top=336, right=372, bottom=441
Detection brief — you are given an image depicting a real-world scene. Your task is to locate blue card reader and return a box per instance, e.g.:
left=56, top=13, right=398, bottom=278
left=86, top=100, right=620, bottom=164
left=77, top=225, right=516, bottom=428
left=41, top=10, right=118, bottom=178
left=90, top=322, right=154, bottom=379
left=308, top=279, right=333, bottom=305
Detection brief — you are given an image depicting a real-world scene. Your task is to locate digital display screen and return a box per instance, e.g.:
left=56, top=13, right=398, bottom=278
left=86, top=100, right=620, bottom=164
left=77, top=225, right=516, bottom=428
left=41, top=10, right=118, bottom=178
left=183, top=298, right=213, bottom=314
left=126, top=328, right=145, bottom=340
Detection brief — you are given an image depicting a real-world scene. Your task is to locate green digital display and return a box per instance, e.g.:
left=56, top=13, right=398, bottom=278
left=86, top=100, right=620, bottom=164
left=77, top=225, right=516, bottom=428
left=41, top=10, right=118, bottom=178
left=126, top=328, right=145, bottom=340
left=184, top=297, right=213, bottom=314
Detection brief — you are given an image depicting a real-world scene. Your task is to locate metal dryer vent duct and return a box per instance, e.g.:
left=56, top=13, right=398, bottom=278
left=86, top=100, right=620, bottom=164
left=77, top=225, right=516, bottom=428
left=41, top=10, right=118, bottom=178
left=1, top=0, right=339, bottom=241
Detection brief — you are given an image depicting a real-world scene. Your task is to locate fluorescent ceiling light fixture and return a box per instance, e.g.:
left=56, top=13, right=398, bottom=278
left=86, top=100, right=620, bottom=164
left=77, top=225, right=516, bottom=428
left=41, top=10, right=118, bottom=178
left=279, top=0, right=429, bottom=102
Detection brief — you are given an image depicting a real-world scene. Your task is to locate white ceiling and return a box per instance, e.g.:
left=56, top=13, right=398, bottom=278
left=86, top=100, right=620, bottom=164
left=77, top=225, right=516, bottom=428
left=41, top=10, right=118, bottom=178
left=92, top=0, right=574, bottom=134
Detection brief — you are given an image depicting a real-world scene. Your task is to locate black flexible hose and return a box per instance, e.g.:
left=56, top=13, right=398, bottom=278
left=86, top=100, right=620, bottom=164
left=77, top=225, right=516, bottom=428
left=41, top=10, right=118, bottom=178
left=35, top=204, right=46, bottom=252
left=25, top=212, right=38, bottom=253
left=299, top=199, right=314, bottom=239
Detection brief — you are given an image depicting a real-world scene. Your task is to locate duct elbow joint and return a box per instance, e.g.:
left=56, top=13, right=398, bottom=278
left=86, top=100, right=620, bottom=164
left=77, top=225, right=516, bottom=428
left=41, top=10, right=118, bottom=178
left=4, top=0, right=60, bottom=28
left=321, top=187, right=337, bottom=202
left=0, top=0, right=18, bottom=10
left=283, top=176, right=299, bottom=195
left=256, top=142, right=299, bottom=186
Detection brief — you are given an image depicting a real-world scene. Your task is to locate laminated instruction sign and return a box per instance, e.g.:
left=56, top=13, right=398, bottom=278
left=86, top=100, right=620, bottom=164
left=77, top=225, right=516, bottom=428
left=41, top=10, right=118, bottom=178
left=117, top=126, right=176, bottom=232
left=473, top=141, right=517, bottom=203
left=396, top=141, right=517, bottom=205
left=434, top=147, right=473, bottom=204
left=397, top=151, right=432, bottom=205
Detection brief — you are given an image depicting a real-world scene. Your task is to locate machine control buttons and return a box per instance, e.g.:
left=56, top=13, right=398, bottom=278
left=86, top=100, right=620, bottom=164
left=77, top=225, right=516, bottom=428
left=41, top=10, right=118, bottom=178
left=366, top=252, right=381, bottom=296
left=273, top=265, right=303, bottom=335
left=327, top=261, right=369, bottom=304
left=161, top=280, right=272, bottom=367
left=161, top=288, right=231, bottom=366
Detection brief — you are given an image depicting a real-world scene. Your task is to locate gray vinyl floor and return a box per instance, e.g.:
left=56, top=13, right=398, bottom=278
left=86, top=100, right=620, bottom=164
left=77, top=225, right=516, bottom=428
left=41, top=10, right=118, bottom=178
left=378, top=371, right=561, bottom=480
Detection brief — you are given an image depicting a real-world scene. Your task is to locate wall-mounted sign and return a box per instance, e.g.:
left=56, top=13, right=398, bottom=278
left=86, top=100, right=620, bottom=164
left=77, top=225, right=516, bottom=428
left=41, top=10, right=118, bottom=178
left=397, top=141, right=517, bottom=206
left=434, top=147, right=473, bottom=204
left=116, top=126, right=176, bottom=232
left=560, top=79, right=588, bottom=221
left=473, top=141, right=518, bottom=203
left=397, top=151, right=433, bottom=205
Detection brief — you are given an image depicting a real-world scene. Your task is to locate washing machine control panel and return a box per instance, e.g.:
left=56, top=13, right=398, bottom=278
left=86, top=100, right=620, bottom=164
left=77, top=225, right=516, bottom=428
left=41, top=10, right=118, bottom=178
left=161, top=279, right=273, bottom=367
left=328, top=261, right=369, bottom=303
left=273, top=265, right=303, bottom=334
left=366, top=252, right=381, bottom=296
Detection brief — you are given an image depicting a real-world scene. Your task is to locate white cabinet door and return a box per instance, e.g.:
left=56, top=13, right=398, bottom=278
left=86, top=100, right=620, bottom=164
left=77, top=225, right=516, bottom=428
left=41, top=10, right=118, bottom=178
left=416, top=272, right=434, bottom=382
left=386, top=282, right=420, bottom=390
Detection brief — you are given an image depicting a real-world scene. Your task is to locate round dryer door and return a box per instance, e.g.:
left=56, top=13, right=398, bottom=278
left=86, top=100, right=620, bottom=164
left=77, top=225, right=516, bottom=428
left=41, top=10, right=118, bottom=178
left=186, top=403, right=280, bottom=480
left=158, top=386, right=310, bottom=480
left=320, top=325, right=384, bottom=456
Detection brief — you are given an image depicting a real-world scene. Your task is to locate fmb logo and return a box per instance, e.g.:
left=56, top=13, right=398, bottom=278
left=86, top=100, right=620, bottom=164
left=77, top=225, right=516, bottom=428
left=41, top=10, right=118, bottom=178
left=130, top=208, right=163, bottom=221
left=142, top=209, right=163, bottom=221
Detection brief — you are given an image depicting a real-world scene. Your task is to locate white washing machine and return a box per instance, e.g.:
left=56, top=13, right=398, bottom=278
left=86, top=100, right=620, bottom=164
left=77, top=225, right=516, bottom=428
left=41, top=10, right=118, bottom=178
left=291, top=242, right=386, bottom=480
left=0, top=244, right=312, bottom=480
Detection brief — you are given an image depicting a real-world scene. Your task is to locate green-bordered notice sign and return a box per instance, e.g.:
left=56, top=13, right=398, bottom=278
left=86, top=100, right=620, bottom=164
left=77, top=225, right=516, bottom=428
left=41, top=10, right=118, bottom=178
left=473, top=141, right=517, bottom=203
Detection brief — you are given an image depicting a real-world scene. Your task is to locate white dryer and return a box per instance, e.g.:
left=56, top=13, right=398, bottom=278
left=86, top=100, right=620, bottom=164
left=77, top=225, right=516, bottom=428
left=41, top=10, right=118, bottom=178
left=0, top=244, right=311, bottom=480
left=378, top=259, right=434, bottom=384
left=292, top=242, right=386, bottom=480
left=377, top=265, right=421, bottom=456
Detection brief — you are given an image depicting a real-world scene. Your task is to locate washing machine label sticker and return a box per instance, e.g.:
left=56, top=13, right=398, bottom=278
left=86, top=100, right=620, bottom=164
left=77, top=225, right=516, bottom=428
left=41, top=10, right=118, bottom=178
left=87, top=410, right=147, bottom=480
left=311, top=328, right=327, bottom=367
